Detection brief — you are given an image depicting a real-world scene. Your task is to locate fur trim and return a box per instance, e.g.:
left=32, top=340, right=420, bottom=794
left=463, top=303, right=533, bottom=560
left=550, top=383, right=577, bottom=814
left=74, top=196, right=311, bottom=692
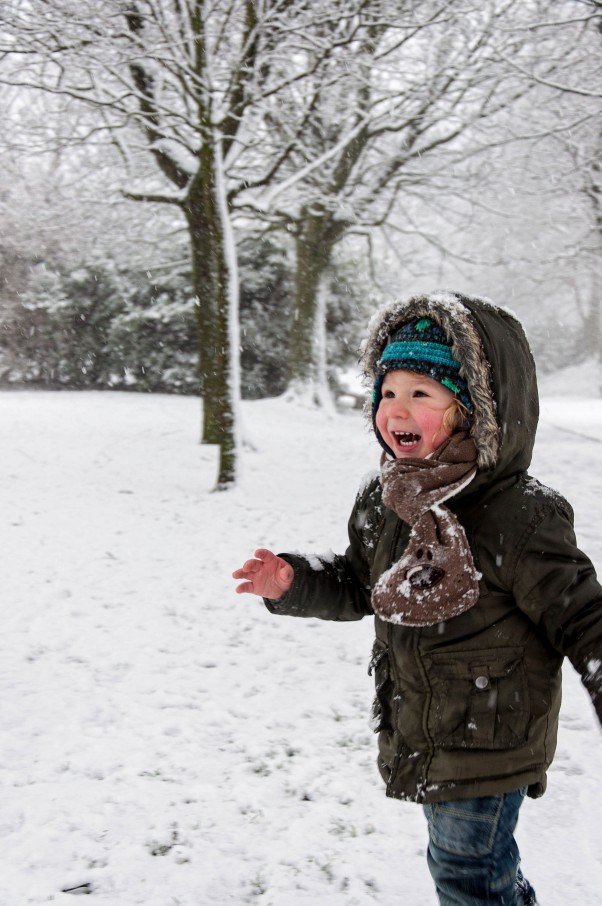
left=361, top=291, right=500, bottom=470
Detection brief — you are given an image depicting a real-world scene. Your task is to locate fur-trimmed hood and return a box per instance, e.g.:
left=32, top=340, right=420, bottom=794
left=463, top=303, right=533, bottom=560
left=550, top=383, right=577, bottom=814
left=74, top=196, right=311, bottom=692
left=361, top=290, right=539, bottom=479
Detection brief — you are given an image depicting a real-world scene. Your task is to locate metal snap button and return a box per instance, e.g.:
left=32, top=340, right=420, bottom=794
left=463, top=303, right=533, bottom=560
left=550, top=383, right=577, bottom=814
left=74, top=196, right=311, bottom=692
left=474, top=675, right=489, bottom=690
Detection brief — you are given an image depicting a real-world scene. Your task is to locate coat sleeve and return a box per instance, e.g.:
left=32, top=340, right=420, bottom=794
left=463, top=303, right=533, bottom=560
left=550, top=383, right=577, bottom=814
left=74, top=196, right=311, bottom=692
left=511, top=499, right=602, bottom=727
left=264, top=479, right=380, bottom=622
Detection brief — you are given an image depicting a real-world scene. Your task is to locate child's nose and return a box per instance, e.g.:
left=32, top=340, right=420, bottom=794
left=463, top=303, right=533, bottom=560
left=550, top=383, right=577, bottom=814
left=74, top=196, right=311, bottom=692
left=392, top=399, right=410, bottom=418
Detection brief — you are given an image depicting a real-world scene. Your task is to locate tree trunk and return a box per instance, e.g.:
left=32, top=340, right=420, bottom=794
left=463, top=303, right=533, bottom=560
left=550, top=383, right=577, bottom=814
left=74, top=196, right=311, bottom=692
left=287, top=209, right=342, bottom=397
left=584, top=148, right=602, bottom=366
left=184, top=136, right=240, bottom=487
left=185, top=150, right=224, bottom=445
left=212, top=131, right=240, bottom=489
left=585, top=284, right=601, bottom=364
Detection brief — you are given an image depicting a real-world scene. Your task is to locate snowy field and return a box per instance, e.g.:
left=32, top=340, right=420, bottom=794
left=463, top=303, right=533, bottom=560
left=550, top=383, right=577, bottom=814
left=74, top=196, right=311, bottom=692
left=2, top=370, right=602, bottom=905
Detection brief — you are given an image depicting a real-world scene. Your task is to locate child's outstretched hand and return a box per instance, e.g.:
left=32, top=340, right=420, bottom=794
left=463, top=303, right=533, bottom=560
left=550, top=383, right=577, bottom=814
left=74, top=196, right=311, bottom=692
left=232, top=548, right=294, bottom=600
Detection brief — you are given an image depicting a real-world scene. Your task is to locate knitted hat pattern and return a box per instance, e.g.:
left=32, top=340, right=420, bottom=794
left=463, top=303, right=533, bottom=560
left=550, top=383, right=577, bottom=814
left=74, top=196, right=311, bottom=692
left=372, top=317, right=472, bottom=450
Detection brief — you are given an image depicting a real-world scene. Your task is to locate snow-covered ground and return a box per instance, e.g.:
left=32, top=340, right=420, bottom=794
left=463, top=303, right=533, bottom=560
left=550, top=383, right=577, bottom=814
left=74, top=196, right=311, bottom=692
left=2, top=372, right=601, bottom=905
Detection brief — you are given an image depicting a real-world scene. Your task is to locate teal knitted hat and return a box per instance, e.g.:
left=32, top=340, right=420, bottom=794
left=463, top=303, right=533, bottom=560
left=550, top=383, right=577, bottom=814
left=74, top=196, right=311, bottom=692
left=372, top=317, right=472, bottom=453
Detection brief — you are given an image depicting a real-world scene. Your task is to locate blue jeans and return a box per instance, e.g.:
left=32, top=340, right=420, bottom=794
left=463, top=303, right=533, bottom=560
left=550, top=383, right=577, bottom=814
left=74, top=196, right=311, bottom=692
left=422, top=789, right=537, bottom=905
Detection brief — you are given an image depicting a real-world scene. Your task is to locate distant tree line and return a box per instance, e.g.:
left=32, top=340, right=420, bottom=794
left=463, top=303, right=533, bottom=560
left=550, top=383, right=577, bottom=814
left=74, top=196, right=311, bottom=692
left=0, top=237, right=371, bottom=398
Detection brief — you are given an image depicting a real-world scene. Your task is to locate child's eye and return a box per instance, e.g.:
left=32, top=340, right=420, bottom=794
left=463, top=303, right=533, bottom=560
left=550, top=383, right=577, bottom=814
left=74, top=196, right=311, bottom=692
left=383, top=389, right=395, bottom=399
left=413, top=390, right=428, bottom=398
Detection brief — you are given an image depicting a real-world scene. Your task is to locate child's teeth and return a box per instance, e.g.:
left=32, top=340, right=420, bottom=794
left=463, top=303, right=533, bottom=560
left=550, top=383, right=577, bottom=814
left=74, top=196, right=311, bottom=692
left=394, top=432, right=419, bottom=445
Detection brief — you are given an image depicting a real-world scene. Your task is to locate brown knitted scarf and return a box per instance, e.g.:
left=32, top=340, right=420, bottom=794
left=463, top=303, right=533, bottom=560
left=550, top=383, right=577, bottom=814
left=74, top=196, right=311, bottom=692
left=371, top=432, right=480, bottom=626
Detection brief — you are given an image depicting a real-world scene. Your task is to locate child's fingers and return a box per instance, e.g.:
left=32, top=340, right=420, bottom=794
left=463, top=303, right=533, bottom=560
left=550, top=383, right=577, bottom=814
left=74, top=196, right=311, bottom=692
left=232, top=549, right=285, bottom=598
left=254, top=548, right=275, bottom=562
left=231, top=550, right=274, bottom=577
left=232, top=554, right=271, bottom=596
left=232, top=557, right=264, bottom=579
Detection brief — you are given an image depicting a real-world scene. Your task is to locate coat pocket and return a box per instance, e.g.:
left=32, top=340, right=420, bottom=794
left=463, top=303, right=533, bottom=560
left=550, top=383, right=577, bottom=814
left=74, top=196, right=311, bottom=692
left=368, top=639, right=394, bottom=733
left=425, top=647, right=530, bottom=750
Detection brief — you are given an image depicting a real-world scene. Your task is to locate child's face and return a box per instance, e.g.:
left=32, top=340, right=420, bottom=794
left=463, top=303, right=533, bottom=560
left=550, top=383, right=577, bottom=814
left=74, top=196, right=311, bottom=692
left=375, top=369, right=455, bottom=459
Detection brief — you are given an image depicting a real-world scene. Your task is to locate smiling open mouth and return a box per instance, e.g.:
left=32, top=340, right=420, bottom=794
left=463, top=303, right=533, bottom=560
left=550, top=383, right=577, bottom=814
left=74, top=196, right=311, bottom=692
left=392, top=431, right=421, bottom=446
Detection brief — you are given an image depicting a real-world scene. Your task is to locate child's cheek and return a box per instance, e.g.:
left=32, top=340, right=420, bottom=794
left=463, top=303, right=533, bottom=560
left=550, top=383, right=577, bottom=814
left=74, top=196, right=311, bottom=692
left=375, top=406, right=387, bottom=437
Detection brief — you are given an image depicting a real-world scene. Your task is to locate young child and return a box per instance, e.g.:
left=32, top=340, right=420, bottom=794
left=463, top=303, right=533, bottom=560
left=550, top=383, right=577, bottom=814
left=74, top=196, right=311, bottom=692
left=233, top=291, right=602, bottom=905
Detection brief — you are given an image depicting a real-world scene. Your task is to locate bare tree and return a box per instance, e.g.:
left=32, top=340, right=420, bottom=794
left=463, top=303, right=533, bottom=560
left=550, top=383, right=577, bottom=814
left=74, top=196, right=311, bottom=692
left=473, top=0, right=602, bottom=363
left=233, top=0, right=601, bottom=397
left=1, top=0, right=379, bottom=485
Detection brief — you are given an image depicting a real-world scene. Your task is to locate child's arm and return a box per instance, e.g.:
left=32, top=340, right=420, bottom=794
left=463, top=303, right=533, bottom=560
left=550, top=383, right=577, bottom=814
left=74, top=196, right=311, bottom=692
left=232, top=544, right=372, bottom=619
left=232, top=548, right=294, bottom=601
left=509, top=498, right=602, bottom=727
left=232, top=475, right=381, bottom=622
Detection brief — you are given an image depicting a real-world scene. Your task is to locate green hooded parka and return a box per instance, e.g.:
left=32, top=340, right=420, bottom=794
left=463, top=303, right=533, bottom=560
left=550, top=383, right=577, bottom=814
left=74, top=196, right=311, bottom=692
left=266, top=291, right=602, bottom=804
